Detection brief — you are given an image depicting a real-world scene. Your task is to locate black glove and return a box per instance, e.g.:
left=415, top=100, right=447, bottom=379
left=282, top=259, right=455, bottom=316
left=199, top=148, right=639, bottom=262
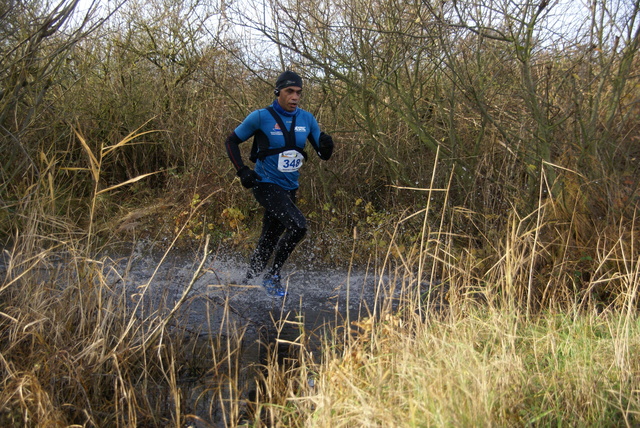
left=318, top=132, right=334, bottom=160
left=237, top=166, right=261, bottom=188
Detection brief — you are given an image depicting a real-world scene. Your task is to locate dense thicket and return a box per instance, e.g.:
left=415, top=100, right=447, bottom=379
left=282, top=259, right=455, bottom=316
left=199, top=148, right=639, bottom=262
left=1, top=0, right=639, bottom=281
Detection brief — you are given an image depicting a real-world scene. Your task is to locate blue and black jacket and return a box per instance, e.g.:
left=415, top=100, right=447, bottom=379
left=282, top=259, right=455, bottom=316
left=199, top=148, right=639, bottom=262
left=225, top=100, right=332, bottom=190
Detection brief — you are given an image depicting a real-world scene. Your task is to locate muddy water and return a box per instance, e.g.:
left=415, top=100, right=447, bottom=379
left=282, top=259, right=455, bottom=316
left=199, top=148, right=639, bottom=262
left=112, top=247, right=390, bottom=426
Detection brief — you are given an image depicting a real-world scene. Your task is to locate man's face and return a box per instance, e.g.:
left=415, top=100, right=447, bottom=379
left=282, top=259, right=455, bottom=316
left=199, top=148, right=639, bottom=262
left=277, top=86, right=302, bottom=112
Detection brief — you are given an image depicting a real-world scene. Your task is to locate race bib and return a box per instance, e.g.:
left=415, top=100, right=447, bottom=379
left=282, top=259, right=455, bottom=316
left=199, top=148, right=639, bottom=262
left=277, top=150, right=304, bottom=172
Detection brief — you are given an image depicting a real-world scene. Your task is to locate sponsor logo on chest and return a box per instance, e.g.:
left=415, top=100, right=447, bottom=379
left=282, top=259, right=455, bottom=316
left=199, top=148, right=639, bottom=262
left=271, top=123, right=283, bottom=136
left=270, top=123, right=307, bottom=135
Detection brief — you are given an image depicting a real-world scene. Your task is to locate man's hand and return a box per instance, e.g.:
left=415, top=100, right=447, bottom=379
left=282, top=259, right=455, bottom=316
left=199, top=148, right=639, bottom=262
left=318, top=132, right=334, bottom=160
left=237, top=166, right=261, bottom=188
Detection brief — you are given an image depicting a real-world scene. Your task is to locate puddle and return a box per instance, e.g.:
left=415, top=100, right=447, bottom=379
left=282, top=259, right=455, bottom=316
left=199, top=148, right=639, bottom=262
left=104, top=248, right=391, bottom=426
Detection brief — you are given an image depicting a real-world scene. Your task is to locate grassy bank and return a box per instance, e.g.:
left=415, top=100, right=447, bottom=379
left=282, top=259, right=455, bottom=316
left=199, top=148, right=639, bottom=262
left=306, top=307, right=639, bottom=426
left=2, top=160, right=639, bottom=426
left=246, top=191, right=640, bottom=427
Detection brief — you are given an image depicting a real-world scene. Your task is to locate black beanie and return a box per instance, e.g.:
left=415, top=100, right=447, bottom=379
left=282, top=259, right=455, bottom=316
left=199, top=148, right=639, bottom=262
left=275, top=70, right=303, bottom=90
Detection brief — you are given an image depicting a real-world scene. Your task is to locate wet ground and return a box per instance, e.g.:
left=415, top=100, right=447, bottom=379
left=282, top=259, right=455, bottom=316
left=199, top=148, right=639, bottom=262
left=1, top=240, right=434, bottom=425
left=118, top=246, right=386, bottom=335
left=1, top=239, right=444, bottom=426
left=108, top=245, right=391, bottom=426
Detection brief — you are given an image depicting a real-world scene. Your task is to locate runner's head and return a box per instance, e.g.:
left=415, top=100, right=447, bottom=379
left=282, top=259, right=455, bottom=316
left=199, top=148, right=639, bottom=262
left=275, top=71, right=303, bottom=94
left=274, top=71, right=302, bottom=112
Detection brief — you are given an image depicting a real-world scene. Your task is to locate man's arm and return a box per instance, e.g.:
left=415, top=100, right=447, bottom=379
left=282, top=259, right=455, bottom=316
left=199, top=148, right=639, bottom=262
left=224, top=131, right=261, bottom=188
left=308, top=132, right=334, bottom=160
left=307, top=116, right=334, bottom=160
left=224, top=132, right=246, bottom=171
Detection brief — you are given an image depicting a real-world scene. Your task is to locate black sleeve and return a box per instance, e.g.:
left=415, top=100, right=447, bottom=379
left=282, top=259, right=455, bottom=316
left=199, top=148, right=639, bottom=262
left=308, top=134, right=320, bottom=152
left=224, top=132, right=245, bottom=171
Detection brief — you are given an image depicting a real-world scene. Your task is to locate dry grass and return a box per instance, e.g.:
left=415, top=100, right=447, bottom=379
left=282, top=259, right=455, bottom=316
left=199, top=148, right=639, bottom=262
left=2, top=2, right=640, bottom=423
left=1, top=144, right=639, bottom=427
left=309, top=305, right=639, bottom=427
left=302, top=165, right=640, bottom=427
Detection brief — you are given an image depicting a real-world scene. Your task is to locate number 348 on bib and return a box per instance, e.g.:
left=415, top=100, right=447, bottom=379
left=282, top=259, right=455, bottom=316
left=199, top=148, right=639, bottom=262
left=277, top=150, right=304, bottom=172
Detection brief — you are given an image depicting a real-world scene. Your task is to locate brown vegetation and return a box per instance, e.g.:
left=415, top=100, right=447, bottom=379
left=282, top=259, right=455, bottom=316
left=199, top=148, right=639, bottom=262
left=1, top=0, right=639, bottom=425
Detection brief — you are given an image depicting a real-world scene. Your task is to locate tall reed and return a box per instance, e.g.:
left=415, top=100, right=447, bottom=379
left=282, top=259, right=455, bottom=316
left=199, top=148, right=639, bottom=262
left=2, top=130, right=638, bottom=426
left=301, top=164, right=640, bottom=427
left=0, top=130, right=250, bottom=426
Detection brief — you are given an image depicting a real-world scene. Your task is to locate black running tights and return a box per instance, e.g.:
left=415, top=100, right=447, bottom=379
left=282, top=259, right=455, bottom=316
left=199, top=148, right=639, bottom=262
left=248, top=182, right=307, bottom=277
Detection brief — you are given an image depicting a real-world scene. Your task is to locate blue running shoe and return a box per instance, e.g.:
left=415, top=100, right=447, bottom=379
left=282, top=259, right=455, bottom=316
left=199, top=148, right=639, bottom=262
left=262, top=274, right=286, bottom=297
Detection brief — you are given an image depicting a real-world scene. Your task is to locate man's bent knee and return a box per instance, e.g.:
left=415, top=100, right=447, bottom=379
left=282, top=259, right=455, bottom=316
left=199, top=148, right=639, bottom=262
left=291, top=226, right=307, bottom=243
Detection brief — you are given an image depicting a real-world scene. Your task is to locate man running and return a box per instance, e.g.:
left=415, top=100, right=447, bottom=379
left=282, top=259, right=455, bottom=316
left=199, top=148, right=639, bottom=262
left=224, top=70, right=334, bottom=296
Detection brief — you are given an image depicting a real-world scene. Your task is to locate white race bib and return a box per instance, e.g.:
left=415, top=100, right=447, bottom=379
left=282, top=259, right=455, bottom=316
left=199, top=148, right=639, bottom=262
left=277, top=150, right=304, bottom=172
